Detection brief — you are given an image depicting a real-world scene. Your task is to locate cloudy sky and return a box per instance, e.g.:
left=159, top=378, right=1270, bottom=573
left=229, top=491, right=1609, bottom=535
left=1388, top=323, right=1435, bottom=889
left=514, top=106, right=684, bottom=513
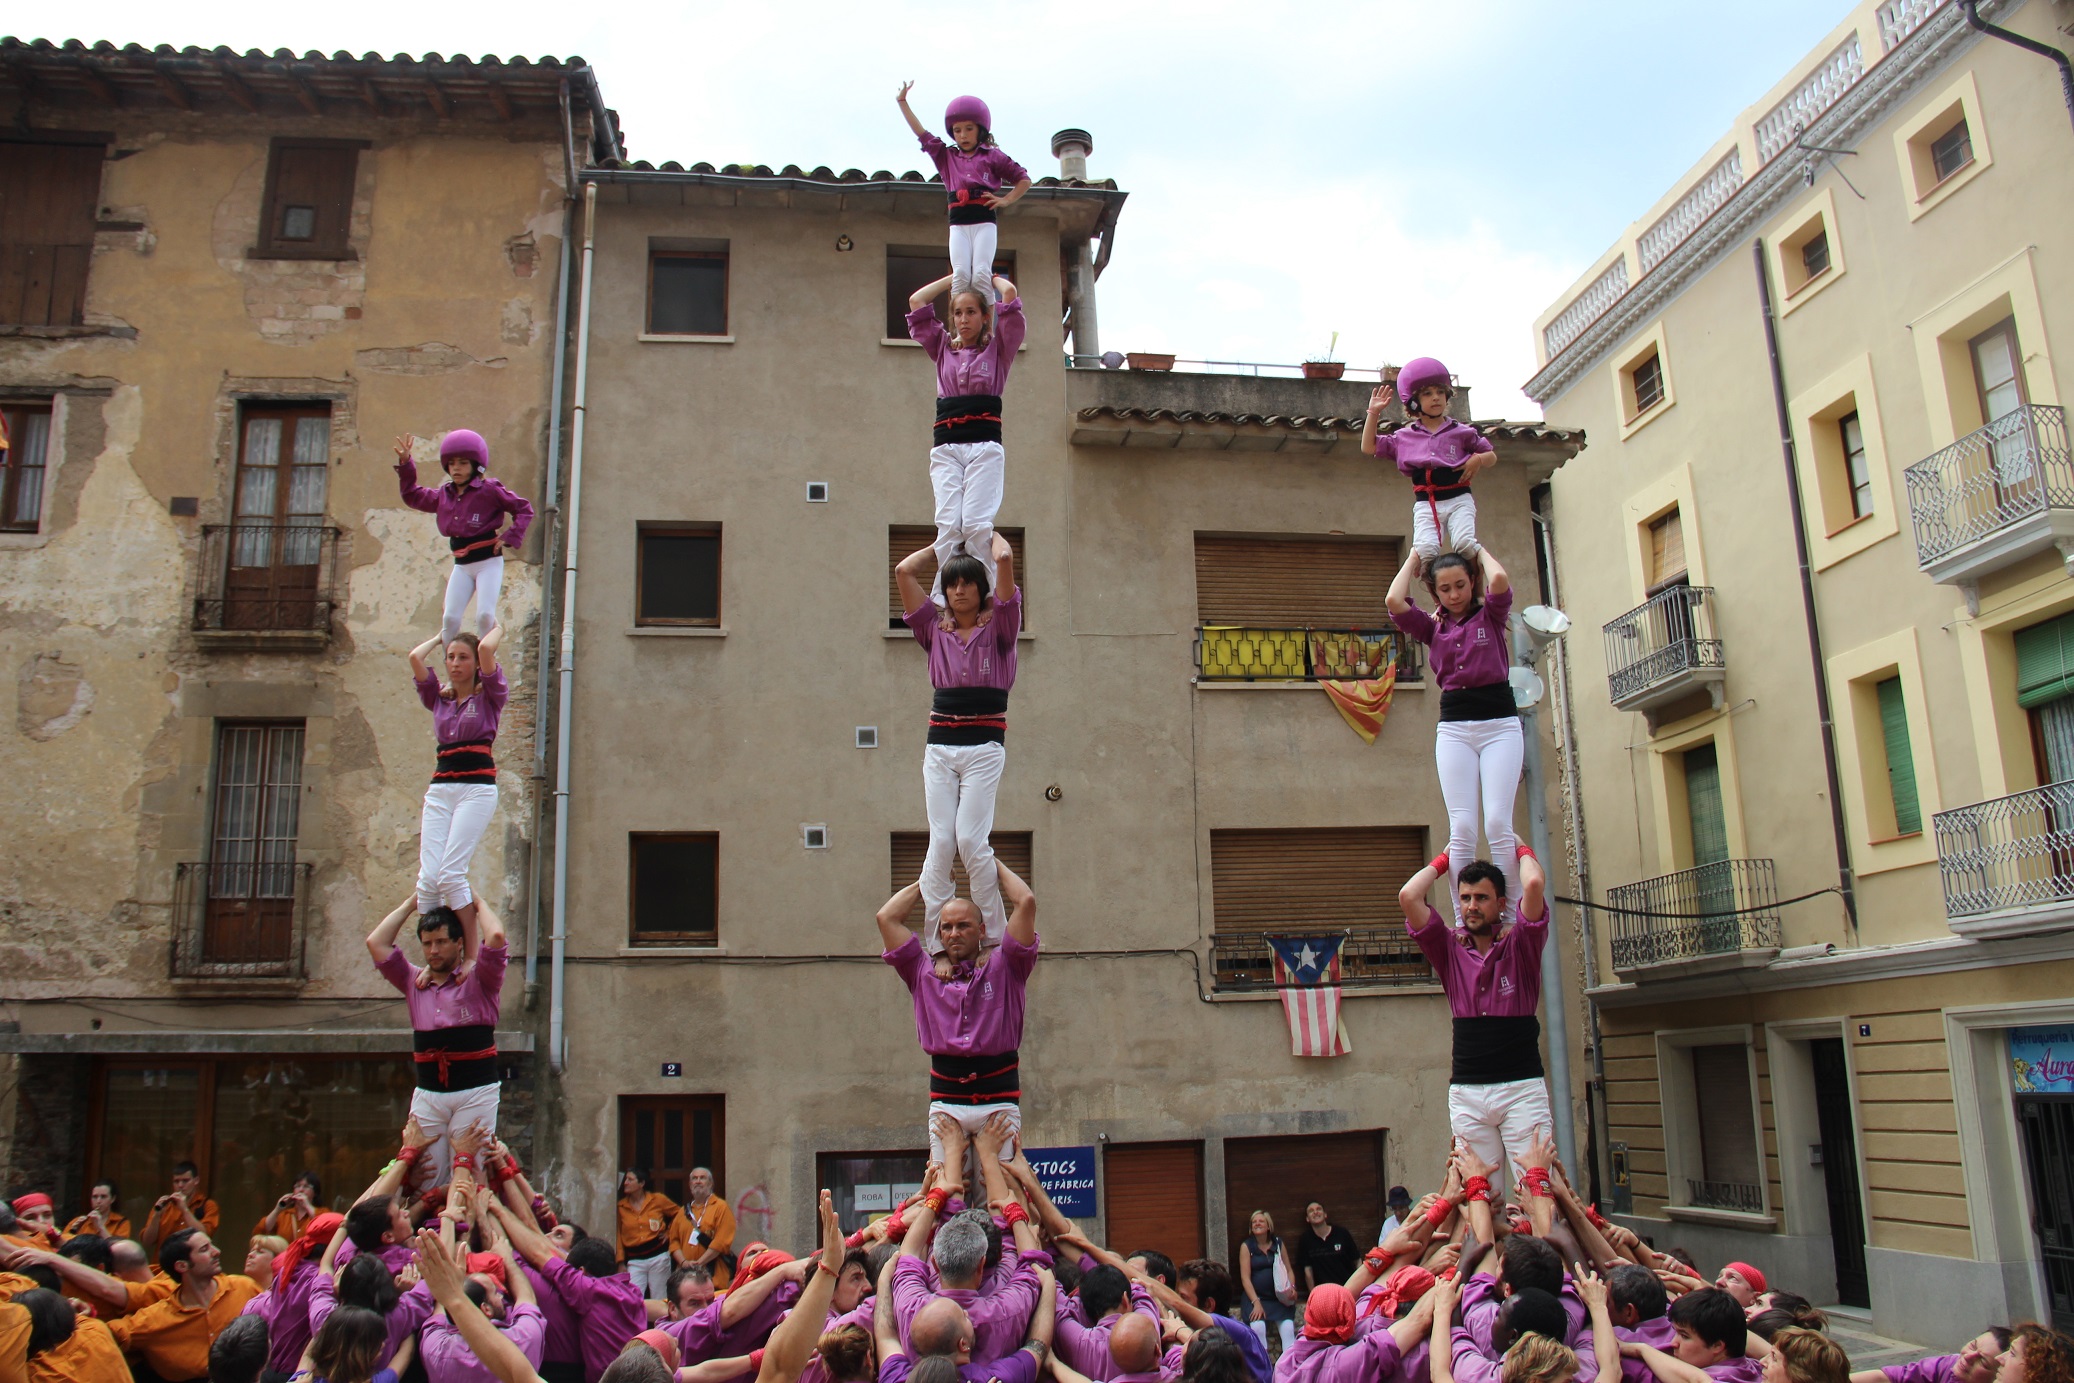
left=42, top=1, right=1849, bottom=417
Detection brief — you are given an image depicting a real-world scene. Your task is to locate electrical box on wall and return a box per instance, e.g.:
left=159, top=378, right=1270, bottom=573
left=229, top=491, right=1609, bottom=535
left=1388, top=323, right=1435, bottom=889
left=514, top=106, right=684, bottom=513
left=856, top=727, right=878, bottom=748
left=802, top=824, right=829, bottom=849
left=806, top=482, right=830, bottom=502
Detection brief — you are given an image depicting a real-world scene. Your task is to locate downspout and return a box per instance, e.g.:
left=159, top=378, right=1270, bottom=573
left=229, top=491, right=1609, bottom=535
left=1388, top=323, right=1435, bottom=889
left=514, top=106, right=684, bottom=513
left=548, top=181, right=598, bottom=1074
left=1959, top=0, right=2074, bottom=131
left=1754, top=241, right=1859, bottom=931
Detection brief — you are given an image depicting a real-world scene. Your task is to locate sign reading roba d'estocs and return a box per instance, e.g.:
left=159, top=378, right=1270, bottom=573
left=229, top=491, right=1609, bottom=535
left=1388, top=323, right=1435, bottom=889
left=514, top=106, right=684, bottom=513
left=1024, top=1146, right=1098, bottom=1218
left=2011, top=1025, right=2074, bottom=1093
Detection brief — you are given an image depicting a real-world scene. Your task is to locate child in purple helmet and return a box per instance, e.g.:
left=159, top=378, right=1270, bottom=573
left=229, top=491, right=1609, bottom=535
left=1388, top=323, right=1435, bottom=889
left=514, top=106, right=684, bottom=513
left=1361, top=358, right=1497, bottom=563
left=394, top=430, right=534, bottom=645
left=895, top=83, right=1031, bottom=306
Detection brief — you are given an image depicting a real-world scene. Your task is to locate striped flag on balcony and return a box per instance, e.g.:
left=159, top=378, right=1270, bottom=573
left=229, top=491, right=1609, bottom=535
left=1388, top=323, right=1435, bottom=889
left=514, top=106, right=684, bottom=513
left=1267, top=933, right=1351, bottom=1057
left=1320, top=662, right=1398, bottom=743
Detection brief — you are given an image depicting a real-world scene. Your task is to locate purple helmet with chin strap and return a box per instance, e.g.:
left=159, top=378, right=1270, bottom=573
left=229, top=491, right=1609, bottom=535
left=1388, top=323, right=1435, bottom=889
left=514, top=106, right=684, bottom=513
left=439, top=429, right=488, bottom=472
left=1395, top=357, right=1453, bottom=402
left=944, top=95, right=992, bottom=136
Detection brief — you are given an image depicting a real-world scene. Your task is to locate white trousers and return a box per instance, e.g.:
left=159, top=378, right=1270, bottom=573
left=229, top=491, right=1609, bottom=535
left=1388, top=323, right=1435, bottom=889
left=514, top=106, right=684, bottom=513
left=443, top=555, right=505, bottom=644
left=921, top=743, right=1007, bottom=950
left=1435, top=718, right=1524, bottom=925
left=1448, top=1077, right=1552, bottom=1197
left=1412, top=494, right=1481, bottom=562
left=929, top=442, right=1006, bottom=598
left=947, top=223, right=998, bottom=304
left=626, top=1251, right=673, bottom=1301
left=409, top=1082, right=501, bottom=1192
left=1249, top=1319, right=1298, bottom=1354
left=925, top=1099, right=1021, bottom=1164
left=419, top=782, right=499, bottom=914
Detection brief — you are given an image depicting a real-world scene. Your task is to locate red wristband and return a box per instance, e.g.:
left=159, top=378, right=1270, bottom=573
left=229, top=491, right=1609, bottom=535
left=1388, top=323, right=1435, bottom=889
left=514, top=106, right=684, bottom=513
left=884, top=1212, right=908, bottom=1240
left=1585, top=1206, right=1610, bottom=1231
left=1431, top=853, right=1453, bottom=877
left=452, top=1154, right=476, bottom=1172
left=999, top=1202, right=1029, bottom=1227
left=844, top=1229, right=867, bottom=1250
left=750, top=1351, right=765, bottom=1372
left=1517, top=845, right=1535, bottom=861
left=1462, top=1176, right=1492, bottom=1204
left=1363, top=1249, right=1391, bottom=1272
left=399, top=1146, right=423, bottom=1166
left=1424, top=1198, right=1454, bottom=1228
left=1518, top=1169, right=1552, bottom=1199
left=924, top=1189, right=950, bottom=1213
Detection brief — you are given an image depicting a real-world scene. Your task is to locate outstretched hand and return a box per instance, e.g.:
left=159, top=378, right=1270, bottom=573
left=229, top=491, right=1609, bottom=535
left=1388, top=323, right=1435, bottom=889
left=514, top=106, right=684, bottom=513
left=895, top=81, right=914, bottom=105
left=395, top=434, right=417, bottom=463
left=1368, top=384, right=1396, bottom=416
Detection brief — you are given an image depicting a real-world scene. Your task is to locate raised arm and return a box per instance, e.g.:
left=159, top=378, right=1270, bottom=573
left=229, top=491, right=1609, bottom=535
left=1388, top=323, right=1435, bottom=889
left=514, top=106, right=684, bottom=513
left=1428, top=1275, right=1459, bottom=1383
left=1479, top=547, right=1509, bottom=599
left=976, top=1115, right=1038, bottom=1256
left=367, top=895, right=417, bottom=969
left=416, top=1230, right=546, bottom=1383
left=1577, top=1272, right=1618, bottom=1383
left=0, top=1245, right=128, bottom=1314
left=877, top=882, right=921, bottom=954
left=396, top=435, right=439, bottom=512
left=409, top=633, right=443, bottom=684
left=895, top=547, right=936, bottom=618
left=1622, top=1342, right=1713, bottom=1383
left=477, top=622, right=503, bottom=677
left=489, top=1197, right=558, bottom=1270
left=894, top=82, right=929, bottom=140
left=753, top=1191, right=844, bottom=1383
left=991, top=532, right=1017, bottom=605
left=909, top=275, right=953, bottom=312
left=1362, top=385, right=1395, bottom=460
left=1518, top=847, right=1546, bottom=923
left=1387, top=552, right=1422, bottom=618
left=872, top=1259, right=905, bottom=1365
left=996, top=861, right=1036, bottom=948
left=476, top=897, right=508, bottom=952
left=1399, top=854, right=1445, bottom=930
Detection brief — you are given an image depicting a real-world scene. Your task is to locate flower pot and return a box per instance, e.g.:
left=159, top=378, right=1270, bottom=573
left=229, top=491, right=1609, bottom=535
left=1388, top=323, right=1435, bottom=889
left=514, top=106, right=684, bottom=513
left=1127, top=352, right=1176, bottom=371
left=1302, top=361, right=1345, bottom=380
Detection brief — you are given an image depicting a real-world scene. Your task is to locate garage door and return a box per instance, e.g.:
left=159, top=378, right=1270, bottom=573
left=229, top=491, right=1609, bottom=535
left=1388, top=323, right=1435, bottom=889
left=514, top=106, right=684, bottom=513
left=1104, top=1140, right=1204, bottom=1264
left=1222, top=1129, right=1387, bottom=1267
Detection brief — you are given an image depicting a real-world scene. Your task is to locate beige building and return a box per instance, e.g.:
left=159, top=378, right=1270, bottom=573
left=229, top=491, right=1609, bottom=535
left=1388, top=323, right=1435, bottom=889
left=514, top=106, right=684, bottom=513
left=537, top=142, right=1585, bottom=1260
left=1528, top=0, right=2074, bottom=1341
left=0, top=40, right=614, bottom=1238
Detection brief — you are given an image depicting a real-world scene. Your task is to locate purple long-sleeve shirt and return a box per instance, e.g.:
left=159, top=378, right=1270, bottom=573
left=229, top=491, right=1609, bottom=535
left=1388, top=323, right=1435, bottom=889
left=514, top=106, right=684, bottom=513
left=397, top=461, right=534, bottom=550
left=1883, top=1358, right=1963, bottom=1383
left=907, top=589, right=1020, bottom=692
left=1273, top=1332, right=1404, bottom=1383
left=416, top=662, right=510, bottom=747
left=423, top=1303, right=547, bottom=1383
left=908, top=298, right=1027, bottom=398
left=1053, top=1281, right=1160, bottom=1381
left=540, top=1256, right=647, bottom=1383
left=306, top=1274, right=434, bottom=1369
left=885, top=931, right=1038, bottom=1057
left=374, top=940, right=508, bottom=1031
left=1461, top=1273, right=1599, bottom=1382
left=882, top=1350, right=1040, bottom=1383
left=1704, top=1361, right=1764, bottom=1383
left=663, top=1278, right=803, bottom=1365
left=1393, top=584, right=1512, bottom=692
left=1615, top=1317, right=1678, bottom=1383
left=1408, top=905, right=1547, bottom=1019
left=1374, top=419, right=1493, bottom=483
left=893, top=1254, right=1043, bottom=1363
left=917, top=134, right=1030, bottom=205
left=520, top=1261, right=583, bottom=1366
left=244, top=1261, right=326, bottom=1374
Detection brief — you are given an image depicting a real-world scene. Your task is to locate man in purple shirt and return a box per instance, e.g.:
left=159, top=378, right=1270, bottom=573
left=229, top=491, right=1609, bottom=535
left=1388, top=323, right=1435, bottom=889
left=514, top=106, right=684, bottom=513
left=491, top=1198, right=645, bottom=1383
left=368, top=895, right=508, bottom=1191
left=1851, top=1331, right=2011, bottom=1383
left=1621, top=1289, right=1761, bottom=1383
left=422, top=1249, right=546, bottom=1383
left=888, top=1116, right=1047, bottom=1364
left=662, top=1251, right=807, bottom=1364
left=872, top=1228, right=1057, bottom=1383
left=1399, top=848, right=1552, bottom=1195
left=1606, top=1265, right=1677, bottom=1383
left=877, top=861, right=1038, bottom=1166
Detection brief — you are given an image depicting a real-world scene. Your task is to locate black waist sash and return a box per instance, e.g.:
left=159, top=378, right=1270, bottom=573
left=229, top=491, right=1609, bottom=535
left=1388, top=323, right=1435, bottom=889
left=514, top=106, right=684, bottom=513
left=928, top=686, right=1008, bottom=746
left=1451, top=1016, right=1544, bottom=1085
left=1411, top=464, right=1472, bottom=501
left=624, top=1238, right=668, bottom=1261
left=935, top=393, right=1003, bottom=445
left=948, top=190, right=998, bottom=226
left=1440, top=682, right=1519, bottom=723
left=433, top=738, right=496, bottom=784
left=450, top=529, right=502, bottom=565
left=413, top=1023, right=499, bottom=1092
left=929, top=1049, right=1020, bottom=1105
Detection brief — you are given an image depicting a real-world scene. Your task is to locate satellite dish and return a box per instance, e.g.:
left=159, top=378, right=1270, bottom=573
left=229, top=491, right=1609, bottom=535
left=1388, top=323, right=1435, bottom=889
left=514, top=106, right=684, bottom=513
left=1510, top=665, right=1546, bottom=710
left=1523, top=605, right=1571, bottom=638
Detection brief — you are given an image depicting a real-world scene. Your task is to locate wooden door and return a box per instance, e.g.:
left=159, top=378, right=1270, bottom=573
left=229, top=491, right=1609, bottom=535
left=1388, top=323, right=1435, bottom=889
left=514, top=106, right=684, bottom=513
left=1222, top=1129, right=1387, bottom=1271
left=1103, top=1141, right=1204, bottom=1264
left=206, top=724, right=305, bottom=962
left=621, top=1095, right=725, bottom=1203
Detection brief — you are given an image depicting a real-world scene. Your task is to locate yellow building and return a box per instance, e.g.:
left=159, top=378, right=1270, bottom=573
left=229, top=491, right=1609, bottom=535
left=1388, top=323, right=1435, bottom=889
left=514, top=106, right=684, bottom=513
left=1529, top=0, right=2074, bottom=1341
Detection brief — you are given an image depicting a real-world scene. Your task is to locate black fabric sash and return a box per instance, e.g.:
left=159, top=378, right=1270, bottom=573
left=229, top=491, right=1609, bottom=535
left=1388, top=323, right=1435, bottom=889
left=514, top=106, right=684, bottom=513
left=929, top=1049, right=1020, bottom=1105
left=1439, top=682, right=1519, bottom=723
left=412, top=1023, right=499, bottom=1092
left=1451, top=1016, right=1544, bottom=1085
left=934, top=393, right=1003, bottom=444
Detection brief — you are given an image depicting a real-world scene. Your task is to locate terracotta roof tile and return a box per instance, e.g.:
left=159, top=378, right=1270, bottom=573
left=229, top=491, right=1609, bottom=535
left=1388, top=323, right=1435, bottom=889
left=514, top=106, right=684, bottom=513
left=1073, top=405, right=1584, bottom=444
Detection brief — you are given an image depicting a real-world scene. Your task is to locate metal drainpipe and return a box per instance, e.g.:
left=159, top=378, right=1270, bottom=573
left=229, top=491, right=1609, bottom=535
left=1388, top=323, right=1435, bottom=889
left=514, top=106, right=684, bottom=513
left=1754, top=241, right=1859, bottom=930
left=524, top=201, right=576, bottom=1004
left=1959, top=0, right=2074, bottom=131
left=547, top=182, right=598, bottom=1074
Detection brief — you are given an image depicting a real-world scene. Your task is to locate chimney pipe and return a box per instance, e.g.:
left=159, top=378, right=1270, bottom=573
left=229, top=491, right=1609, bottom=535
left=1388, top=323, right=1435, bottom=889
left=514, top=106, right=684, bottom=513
left=1051, top=128, right=1092, bottom=181
left=1050, top=130, right=1100, bottom=362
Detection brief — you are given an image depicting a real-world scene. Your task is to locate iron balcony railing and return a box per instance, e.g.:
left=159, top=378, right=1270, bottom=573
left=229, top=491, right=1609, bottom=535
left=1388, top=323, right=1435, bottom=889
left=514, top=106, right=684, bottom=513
left=1606, top=859, right=1782, bottom=971
left=1934, top=782, right=2074, bottom=920
left=1603, top=585, right=1724, bottom=708
left=1196, top=626, right=1422, bottom=684
left=1905, top=405, right=2073, bottom=570
left=1209, top=927, right=1435, bottom=993
left=1687, top=1179, right=1765, bottom=1214
left=193, top=523, right=342, bottom=637
left=170, top=860, right=313, bottom=980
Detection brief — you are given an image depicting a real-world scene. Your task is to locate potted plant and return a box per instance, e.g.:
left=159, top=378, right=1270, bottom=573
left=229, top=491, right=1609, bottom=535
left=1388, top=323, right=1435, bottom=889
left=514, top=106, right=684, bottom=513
left=1127, top=352, right=1176, bottom=371
left=1303, top=331, right=1345, bottom=380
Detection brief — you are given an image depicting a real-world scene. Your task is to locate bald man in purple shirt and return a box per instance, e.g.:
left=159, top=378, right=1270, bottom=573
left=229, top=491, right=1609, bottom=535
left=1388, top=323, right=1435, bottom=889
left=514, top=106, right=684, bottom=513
left=878, top=861, right=1038, bottom=1166
left=1399, top=847, right=1551, bottom=1194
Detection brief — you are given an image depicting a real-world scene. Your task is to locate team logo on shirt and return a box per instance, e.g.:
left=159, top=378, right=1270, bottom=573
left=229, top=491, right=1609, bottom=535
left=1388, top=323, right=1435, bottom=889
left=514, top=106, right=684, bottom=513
left=983, top=981, right=995, bottom=999
left=1475, top=628, right=1489, bottom=644
left=1498, top=976, right=1515, bottom=996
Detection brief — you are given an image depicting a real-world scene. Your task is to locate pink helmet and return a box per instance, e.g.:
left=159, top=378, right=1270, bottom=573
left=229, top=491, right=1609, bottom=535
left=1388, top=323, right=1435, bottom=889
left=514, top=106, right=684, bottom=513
left=1395, top=357, right=1453, bottom=401
left=944, top=95, right=992, bottom=136
left=438, top=429, right=488, bottom=470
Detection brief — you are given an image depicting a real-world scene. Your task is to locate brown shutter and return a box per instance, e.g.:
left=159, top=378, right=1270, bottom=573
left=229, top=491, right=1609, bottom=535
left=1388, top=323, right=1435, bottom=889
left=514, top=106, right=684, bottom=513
left=260, top=142, right=363, bottom=258
left=0, top=141, right=104, bottom=327
left=1194, top=535, right=1399, bottom=627
left=1103, top=1141, right=1204, bottom=1264
left=888, top=524, right=1027, bottom=627
left=1647, top=509, right=1686, bottom=589
left=1209, top=827, right=1426, bottom=941
left=1692, top=1045, right=1760, bottom=1188
left=1222, top=1130, right=1388, bottom=1271
left=889, top=830, right=1033, bottom=926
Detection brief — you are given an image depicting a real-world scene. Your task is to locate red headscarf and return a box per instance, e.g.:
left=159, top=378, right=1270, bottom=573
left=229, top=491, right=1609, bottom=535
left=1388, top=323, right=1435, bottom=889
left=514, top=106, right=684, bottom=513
left=9, top=1194, right=52, bottom=1216
left=1302, top=1284, right=1355, bottom=1343
left=274, top=1211, right=346, bottom=1294
left=466, top=1252, right=510, bottom=1294
left=1368, top=1265, right=1436, bottom=1320
left=635, top=1331, right=681, bottom=1371
left=734, top=1245, right=793, bottom=1285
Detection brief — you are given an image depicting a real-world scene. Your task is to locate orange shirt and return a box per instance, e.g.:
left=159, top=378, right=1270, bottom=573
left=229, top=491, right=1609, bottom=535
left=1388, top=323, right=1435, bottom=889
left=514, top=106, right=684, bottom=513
left=107, top=1273, right=260, bottom=1382
left=60, top=1216, right=131, bottom=1243
left=666, top=1195, right=735, bottom=1288
left=29, top=1318, right=127, bottom=1383
left=254, top=1206, right=311, bottom=1243
left=121, top=1276, right=180, bottom=1318
left=617, top=1192, right=680, bottom=1259
left=145, top=1198, right=218, bottom=1247
left=0, top=1301, right=30, bottom=1383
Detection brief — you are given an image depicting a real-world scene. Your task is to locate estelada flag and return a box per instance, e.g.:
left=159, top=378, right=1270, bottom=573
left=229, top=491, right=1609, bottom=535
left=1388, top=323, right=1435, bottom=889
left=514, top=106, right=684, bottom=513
left=1266, top=933, right=1352, bottom=1057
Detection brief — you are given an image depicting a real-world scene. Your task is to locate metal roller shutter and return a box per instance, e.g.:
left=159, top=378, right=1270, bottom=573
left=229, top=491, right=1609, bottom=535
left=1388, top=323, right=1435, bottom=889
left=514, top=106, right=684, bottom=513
left=1194, top=535, right=1398, bottom=626
left=1103, top=1141, right=1204, bottom=1265
left=1222, top=1129, right=1388, bottom=1272
left=889, top=831, right=1033, bottom=927
left=1209, top=827, right=1426, bottom=941
left=887, top=524, right=1028, bottom=628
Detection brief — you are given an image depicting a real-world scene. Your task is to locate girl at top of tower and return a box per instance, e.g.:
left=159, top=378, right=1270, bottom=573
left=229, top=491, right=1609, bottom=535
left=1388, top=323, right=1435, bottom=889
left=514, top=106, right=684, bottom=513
left=895, top=83, right=1031, bottom=306
left=395, top=430, right=534, bottom=647
left=1361, top=357, right=1497, bottom=563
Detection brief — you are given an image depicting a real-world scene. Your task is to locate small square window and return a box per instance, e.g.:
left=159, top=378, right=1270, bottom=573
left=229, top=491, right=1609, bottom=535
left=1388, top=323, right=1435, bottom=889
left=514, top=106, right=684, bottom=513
left=1631, top=351, right=1666, bottom=414
left=1929, top=119, right=1973, bottom=183
left=255, top=140, right=363, bottom=259
left=629, top=833, right=718, bottom=944
left=1800, top=231, right=1830, bottom=282
left=637, top=523, right=721, bottom=626
left=649, top=252, right=728, bottom=336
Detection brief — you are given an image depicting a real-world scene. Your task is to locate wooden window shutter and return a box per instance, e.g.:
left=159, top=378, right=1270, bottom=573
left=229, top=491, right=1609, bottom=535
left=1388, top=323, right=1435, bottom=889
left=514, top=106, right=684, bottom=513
left=259, top=141, right=364, bottom=258
left=1647, top=509, right=1686, bottom=590
left=0, top=141, right=105, bottom=327
left=1208, top=827, right=1425, bottom=942
left=1691, top=1045, right=1760, bottom=1189
left=1194, top=535, right=1397, bottom=627
left=1876, top=677, right=1921, bottom=834
left=1222, top=1130, right=1388, bottom=1264
left=1103, top=1142, right=1203, bottom=1263
left=889, top=830, right=1033, bottom=926
left=887, top=524, right=1026, bottom=628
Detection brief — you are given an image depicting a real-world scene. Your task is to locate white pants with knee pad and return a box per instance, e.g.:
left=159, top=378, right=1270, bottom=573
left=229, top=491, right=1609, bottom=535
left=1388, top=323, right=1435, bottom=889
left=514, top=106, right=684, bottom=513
left=1448, top=1077, right=1552, bottom=1198
left=929, top=442, right=1005, bottom=601
left=443, top=556, right=505, bottom=645
left=948, top=223, right=998, bottom=304
left=418, top=782, right=498, bottom=915
left=921, top=742, right=1007, bottom=952
left=925, top=1099, right=1021, bottom=1165
left=408, top=1081, right=501, bottom=1192
left=1435, top=717, right=1524, bottom=924
left=1412, top=494, right=1481, bottom=562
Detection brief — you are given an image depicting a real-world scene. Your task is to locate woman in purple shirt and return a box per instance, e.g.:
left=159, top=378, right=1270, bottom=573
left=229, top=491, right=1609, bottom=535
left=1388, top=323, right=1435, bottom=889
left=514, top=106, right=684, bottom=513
left=895, top=534, right=1019, bottom=959
left=894, top=85, right=1030, bottom=305
left=394, top=430, right=534, bottom=647
left=407, top=623, right=507, bottom=924
left=908, top=271, right=1024, bottom=608
left=1388, top=547, right=1523, bottom=919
